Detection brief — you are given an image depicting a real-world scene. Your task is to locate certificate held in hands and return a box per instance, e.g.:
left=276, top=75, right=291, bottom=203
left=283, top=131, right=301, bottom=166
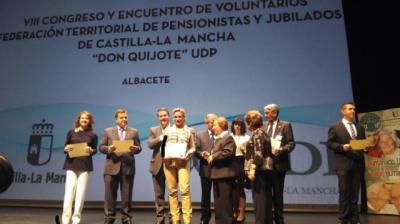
left=164, top=142, right=187, bottom=159
left=271, top=138, right=281, bottom=151
left=68, top=142, right=90, bottom=158
left=113, top=140, right=134, bottom=153
left=350, top=138, right=372, bottom=150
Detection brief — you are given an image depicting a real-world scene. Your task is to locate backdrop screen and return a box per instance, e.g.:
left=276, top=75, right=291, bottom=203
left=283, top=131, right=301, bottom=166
left=0, top=0, right=352, bottom=204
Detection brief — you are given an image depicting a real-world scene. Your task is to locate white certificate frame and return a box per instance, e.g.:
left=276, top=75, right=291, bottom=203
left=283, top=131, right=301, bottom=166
left=164, top=142, right=187, bottom=159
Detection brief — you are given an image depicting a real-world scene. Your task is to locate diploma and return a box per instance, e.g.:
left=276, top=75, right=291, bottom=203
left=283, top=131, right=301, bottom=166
left=350, top=139, right=372, bottom=150
left=67, top=142, right=90, bottom=158
left=113, top=140, right=134, bottom=153
left=271, top=138, right=281, bottom=150
left=164, top=142, right=187, bottom=159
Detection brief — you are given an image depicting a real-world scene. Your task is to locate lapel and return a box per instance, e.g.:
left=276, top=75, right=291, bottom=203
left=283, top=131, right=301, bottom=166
left=156, top=126, right=163, bottom=136
left=112, top=127, right=119, bottom=140
left=159, top=124, right=170, bottom=136
left=212, top=137, right=222, bottom=154
left=206, top=130, right=213, bottom=145
left=125, top=127, right=133, bottom=140
left=339, top=122, right=352, bottom=140
left=274, top=120, right=283, bottom=138
left=201, top=130, right=213, bottom=152
left=354, top=123, right=363, bottom=139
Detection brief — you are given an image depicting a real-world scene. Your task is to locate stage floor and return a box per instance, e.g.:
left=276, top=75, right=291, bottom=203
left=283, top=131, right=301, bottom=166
left=0, top=207, right=399, bottom=224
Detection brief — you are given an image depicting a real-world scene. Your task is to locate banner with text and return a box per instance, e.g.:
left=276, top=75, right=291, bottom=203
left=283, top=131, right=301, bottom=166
left=0, top=0, right=352, bottom=204
left=359, top=108, right=400, bottom=215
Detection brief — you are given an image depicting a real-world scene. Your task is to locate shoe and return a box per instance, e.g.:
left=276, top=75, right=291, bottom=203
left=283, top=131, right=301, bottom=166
left=200, top=220, right=209, bottom=224
left=236, top=214, right=246, bottom=223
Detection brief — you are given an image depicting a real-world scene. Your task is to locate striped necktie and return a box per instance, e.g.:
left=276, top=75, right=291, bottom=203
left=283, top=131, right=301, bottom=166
left=348, top=122, right=356, bottom=139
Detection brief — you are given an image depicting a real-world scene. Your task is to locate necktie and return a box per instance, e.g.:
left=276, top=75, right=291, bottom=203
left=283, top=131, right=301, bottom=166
left=348, top=122, right=356, bottom=139
left=119, top=128, right=125, bottom=140
left=267, top=122, right=274, bottom=137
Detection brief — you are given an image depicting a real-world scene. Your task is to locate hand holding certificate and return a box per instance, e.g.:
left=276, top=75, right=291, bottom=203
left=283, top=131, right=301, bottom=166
left=112, top=140, right=134, bottom=153
left=350, top=138, right=372, bottom=150
left=271, top=138, right=282, bottom=155
left=67, top=142, right=90, bottom=158
left=164, top=142, right=187, bottom=159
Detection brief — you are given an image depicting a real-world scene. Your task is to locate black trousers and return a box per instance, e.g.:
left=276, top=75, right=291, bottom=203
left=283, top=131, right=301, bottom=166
left=200, top=175, right=213, bottom=222
left=104, top=172, right=134, bottom=223
left=213, top=178, right=234, bottom=224
left=252, top=170, right=273, bottom=224
left=272, top=170, right=286, bottom=224
left=336, top=162, right=364, bottom=223
left=152, top=167, right=166, bottom=223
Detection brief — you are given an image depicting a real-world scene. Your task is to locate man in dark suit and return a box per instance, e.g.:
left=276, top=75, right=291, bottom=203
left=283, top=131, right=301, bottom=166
left=327, top=102, right=366, bottom=224
left=195, top=113, right=217, bottom=224
left=147, top=107, right=170, bottom=224
left=263, top=104, right=295, bottom=224
left=203, top=117, right=236, bottom=224
left=100, top=108, right=142, bottom=224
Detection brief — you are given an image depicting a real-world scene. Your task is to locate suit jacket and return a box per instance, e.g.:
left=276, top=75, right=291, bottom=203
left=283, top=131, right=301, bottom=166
left=147, top=125, right=164, bottom=175
left=209, top=133, right=236, bottom=179
left=195, top=129, right=213, bottom=178
left=100, top=126, right=141, bottom=175
left=263, top=120, right=295, bottom=172
left=327, top=121, right=366, bottom=171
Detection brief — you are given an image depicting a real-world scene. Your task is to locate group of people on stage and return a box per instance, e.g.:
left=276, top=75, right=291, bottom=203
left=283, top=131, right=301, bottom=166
left=61, top=108, right=142, bottom=224
left=60, top=101, right=367, bottom=224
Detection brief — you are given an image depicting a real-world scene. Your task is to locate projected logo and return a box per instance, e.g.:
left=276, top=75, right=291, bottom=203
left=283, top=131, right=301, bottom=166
left=27, top=119, right=54, bottom=166
left=359, top=113, right=381, bottom=132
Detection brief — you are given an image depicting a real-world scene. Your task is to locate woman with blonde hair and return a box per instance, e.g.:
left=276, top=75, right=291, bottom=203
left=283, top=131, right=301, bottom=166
left=163, top=108, right=196, bottom=224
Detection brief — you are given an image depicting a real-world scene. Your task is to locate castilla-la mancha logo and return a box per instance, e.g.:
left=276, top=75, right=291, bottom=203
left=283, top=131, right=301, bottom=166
left=27, top=119, right=54, bottom=166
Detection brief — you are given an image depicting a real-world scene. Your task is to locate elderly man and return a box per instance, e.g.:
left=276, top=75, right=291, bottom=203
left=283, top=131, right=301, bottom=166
left=263, top=104, right=295, bottom=224
left=195, top=113, right=217, bottom=224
